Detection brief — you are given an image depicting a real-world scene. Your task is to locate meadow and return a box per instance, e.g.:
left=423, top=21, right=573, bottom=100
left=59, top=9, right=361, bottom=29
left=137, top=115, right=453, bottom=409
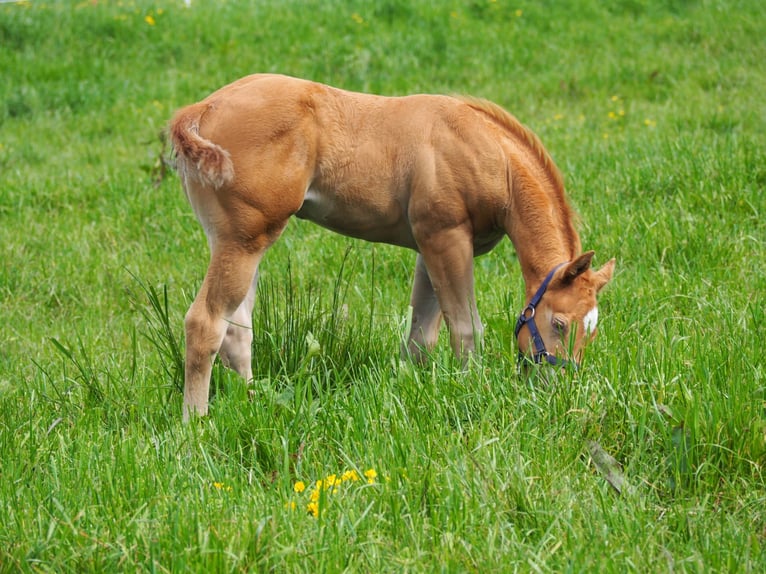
left=1, top=0, right=765, bottom=571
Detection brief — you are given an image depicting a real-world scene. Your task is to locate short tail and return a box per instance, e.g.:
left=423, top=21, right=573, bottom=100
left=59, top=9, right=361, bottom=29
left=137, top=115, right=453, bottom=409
left=169, top=103, right=234, bottom=189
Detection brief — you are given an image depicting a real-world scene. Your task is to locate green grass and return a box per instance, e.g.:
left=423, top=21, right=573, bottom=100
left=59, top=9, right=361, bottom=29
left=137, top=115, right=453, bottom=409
left=1, top=0, right=765, bottom=571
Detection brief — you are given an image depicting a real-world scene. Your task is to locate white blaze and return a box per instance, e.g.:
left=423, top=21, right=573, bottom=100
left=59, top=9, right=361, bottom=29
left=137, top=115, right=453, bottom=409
left=583, top=307, right=599, bottom=334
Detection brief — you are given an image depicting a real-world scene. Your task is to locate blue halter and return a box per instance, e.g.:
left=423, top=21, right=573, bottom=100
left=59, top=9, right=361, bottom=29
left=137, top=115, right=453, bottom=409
left=514, top=263, right=578, bottom=370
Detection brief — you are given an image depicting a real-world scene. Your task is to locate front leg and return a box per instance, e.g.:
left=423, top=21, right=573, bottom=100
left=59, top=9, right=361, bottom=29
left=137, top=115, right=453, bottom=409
left=404, top=254, right=443, bottom=362
left=415, top=226, right=483, bottom=360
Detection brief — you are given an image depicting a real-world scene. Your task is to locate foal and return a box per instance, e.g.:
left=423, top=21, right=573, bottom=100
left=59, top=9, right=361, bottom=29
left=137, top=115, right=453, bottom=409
left=170, top=74, right=614, bottom=420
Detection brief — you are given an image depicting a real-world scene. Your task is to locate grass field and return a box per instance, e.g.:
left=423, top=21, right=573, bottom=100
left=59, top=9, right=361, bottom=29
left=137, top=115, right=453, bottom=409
left=1, top=0, right=765, bottom=571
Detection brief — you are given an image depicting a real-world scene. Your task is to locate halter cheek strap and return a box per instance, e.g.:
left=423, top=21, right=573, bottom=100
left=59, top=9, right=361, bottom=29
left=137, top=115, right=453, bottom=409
left=514, top=263, right=578, bottom=370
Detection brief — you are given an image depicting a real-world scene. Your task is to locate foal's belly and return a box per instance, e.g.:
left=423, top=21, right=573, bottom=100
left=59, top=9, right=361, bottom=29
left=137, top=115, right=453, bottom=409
left=295, top=187, right=418, bottom=249
left=295, top=187, right=505, bottom=255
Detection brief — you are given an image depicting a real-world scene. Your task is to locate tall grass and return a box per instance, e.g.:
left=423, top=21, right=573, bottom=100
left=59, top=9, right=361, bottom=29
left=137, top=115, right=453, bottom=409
left=1, top=0, right=764, bottom=571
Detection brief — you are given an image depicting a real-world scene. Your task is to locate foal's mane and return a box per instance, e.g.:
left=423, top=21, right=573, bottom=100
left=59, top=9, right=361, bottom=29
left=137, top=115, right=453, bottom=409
left=458, top=96, right=565, bottom=194
left=458, top=96, right=580, bottom=255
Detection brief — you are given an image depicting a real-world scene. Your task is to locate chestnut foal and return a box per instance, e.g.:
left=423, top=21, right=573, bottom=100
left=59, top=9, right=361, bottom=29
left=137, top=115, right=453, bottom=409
left=170, top=74, right=614, bottom=420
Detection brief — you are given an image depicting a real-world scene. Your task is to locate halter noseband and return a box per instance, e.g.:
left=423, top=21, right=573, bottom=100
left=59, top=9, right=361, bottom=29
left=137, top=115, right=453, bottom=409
left=514, top=263, right=578, bottom=371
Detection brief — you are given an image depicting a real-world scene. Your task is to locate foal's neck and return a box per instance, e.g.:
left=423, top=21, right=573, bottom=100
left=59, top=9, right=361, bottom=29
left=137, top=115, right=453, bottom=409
left=507, top=170, right=581, bottom=298
left=459, top=98, right=580, bottom=298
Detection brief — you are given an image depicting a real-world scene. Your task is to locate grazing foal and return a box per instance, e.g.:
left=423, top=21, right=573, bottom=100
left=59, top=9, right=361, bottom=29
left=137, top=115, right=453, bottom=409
left=170, top=74, right=615, bottom=420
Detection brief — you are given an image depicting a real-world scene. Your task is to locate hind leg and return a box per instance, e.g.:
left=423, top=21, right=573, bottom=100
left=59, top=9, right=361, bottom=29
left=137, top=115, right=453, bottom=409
left=184, top=246, right=265, bottom=421
left=218, top=271, right=259, bottom=382
left=404, top=254, right=443, bottom=362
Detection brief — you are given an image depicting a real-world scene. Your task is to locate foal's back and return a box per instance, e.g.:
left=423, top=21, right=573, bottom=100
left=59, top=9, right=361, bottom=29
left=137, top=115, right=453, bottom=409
left=184, top=74, right=510, bottom=248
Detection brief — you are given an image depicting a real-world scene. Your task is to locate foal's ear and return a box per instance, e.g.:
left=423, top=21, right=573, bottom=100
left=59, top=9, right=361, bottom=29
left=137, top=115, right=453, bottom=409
left=561, top=251, right=595, bottom=284
left=594, top=258, right=616, bottom=292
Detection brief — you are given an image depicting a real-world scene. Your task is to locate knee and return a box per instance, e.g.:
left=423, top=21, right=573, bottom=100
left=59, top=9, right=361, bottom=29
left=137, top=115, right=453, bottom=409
left=184, top=307, right=207, bottom=341
left=184, top=307, right=223, bottom=354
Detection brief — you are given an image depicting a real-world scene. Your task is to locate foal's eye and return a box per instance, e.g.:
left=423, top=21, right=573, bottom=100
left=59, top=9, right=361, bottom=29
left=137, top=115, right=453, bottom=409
left=552, top=316, right=568, bottom=336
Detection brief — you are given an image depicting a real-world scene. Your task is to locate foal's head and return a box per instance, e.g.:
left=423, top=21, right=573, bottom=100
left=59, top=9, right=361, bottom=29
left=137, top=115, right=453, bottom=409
left=515, top=252, right=615, bottom=369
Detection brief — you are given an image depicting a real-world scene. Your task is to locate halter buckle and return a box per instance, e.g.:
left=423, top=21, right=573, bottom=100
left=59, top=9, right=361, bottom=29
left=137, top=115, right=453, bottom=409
left=521, top=305, right=535, bottom=319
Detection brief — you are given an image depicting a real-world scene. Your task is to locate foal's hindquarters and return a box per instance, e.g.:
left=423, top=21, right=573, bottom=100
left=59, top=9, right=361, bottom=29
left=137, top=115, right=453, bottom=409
left=173, top=101, right=315, bottom=420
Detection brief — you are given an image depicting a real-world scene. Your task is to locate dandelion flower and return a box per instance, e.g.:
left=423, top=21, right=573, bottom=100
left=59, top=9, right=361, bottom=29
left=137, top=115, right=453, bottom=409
left=342, top=469, right=360, bottom=482
left=307, top=501, right=319, bottom=517
left=145, top=15, right=156, bottom=26
left=364, top=468, right=378, bottom=484
left=294, top=481, right=306, bottom=493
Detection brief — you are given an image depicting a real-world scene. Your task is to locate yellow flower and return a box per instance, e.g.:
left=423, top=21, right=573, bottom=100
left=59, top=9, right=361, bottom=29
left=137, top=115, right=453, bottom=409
left=307, top=501, right=319, bottom=517
left=285, top=501, right=297, bottom=511
left=351, top=13, right=364, bottom=25
left=294, top=481, right=306, bottom=493
left=310, top=488, right=320, bottom=502
left=342, top=469, right=360, bottom=482
left=515, top=9, right=523, bottom=17
left=364, top=468, right=377, bottom=483
left=145, top=14, right=156, bottom=26
left=213, top=482, right=232, bottom=492
left=644, top=118, right=657, bottom=128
